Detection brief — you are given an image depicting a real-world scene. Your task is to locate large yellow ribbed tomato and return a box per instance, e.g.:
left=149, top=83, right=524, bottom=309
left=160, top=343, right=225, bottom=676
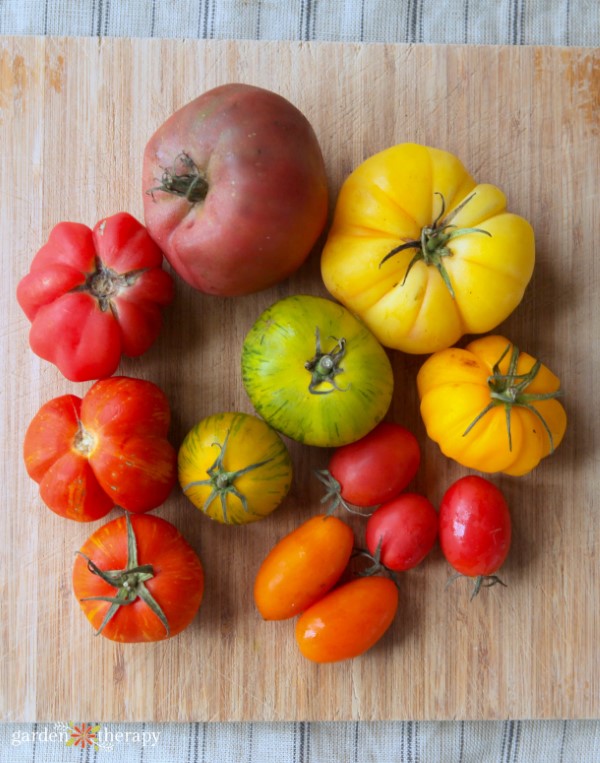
left=417, top=335, right=567, bottom=476
left=321, top=144, right=535, bottom=354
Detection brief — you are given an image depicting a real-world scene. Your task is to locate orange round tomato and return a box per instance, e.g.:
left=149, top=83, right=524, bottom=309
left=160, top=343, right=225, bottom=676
left=253, top=515, right=354, bottom=620
left=73, top=513, right=204, bottom=642
left=23, top=376, right=177, bottom=521
left=295, top=576, right=398, bottom=663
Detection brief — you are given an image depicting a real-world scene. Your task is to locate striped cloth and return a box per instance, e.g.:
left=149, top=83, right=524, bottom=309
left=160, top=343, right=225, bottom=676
left=1, top=2, right=599, bottom=762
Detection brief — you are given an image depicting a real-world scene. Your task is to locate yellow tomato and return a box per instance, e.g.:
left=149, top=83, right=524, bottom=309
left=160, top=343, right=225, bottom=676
left=178, top=412, right=293, bottom=524
left=321, top=143, right=535, bottom=354
left=417, top=335, right=567, bottom=476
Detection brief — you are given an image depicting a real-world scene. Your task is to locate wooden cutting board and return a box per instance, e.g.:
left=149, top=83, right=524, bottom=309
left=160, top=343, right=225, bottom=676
left=1, top=36, right=599, bottom=722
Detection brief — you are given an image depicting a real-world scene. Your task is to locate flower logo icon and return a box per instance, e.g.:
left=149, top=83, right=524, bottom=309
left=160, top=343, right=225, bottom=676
left=66, top=722, right=101, bottom=750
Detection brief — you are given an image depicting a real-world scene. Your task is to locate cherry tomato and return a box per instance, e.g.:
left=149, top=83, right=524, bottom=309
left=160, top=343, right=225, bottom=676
left=316, top=421, right=420, bottom=511
left=254, top=515, right=354, bottom=620
left=439, top=475, right=512, bottom=597
left=295, top=576, right=398, bottom=663
left=365, top=493, right=438, bottom=571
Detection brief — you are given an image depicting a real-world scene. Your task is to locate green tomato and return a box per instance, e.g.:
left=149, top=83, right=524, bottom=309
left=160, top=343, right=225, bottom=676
left=241, top=295, right=394, bottom=447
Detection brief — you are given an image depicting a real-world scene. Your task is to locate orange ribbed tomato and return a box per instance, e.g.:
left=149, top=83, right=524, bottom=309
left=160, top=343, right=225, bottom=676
left=417, top=335, right=567, bottom=476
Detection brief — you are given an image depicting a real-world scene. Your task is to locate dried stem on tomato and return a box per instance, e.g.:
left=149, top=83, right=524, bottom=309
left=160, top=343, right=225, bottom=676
left=379, top=192, right=492, bottom=298
left=463, top=342, right=564, bottom=452
left=146, top=152, right=209, bottom=204
left=76, top=513, right=170, bottom=637
left=305, top=327, right=349, bottom=394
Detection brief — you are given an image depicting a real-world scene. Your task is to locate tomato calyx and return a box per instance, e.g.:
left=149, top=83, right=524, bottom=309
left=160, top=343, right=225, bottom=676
left=314, top=469, right=375, bottom=516
left=379, top=192, right=492, bottom=298
left=304, top=327, right=349, bottom=395
left=146, top=152, right=209, bottom=204
left=71, top=256, right=147, bottom=313
left=352, top=544, right=401, bottom=589
left=76, top=513, right=170, bottom=637
left=446, top=571, right=508, bottom=601
left=72, top=419, right=97, bottom=456
left=180, top=427, right=274, bottom=522
left=463, top=342, right=564, bottom=452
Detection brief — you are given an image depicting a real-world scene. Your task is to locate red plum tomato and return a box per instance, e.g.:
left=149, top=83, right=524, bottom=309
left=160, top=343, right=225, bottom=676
left=439, top=475, right=512, bottom=595
left=365, top=493, right=438, bottom=571
left=317, top=421, right=420, bottom=510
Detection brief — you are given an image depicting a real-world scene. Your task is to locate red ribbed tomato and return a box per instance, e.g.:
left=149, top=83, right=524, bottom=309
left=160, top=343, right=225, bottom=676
left=17, top=212, right=173, bottom=382
left=23, top=376, right=177, bottom=521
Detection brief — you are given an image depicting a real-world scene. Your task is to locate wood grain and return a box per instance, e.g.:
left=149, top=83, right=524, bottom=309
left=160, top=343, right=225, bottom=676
left=1, top=37, right=598, bottom=722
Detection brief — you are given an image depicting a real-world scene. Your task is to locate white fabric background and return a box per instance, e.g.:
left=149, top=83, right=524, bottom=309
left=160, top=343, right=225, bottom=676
left=1, top=2, right=599, bottom=761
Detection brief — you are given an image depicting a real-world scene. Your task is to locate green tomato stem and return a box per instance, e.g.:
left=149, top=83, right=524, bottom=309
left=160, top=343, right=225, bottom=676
left=76, top=513, right=170, bottom=637
left=379, top=191, right=492, bottom=299
left=462, top=342, right=563, bottom=453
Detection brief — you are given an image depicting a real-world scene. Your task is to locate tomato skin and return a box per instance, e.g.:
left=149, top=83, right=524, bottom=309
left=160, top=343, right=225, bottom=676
left=417, top=334, right=567, bottom=476
left=73, top=514, right=204, bottom=642
left=365, top=494, right=438, bottom=571
left=242, top=295, right=394, bottom=447
left=178, top=412, right=293, bottom=525
left=327, top=422, right=420, bottom=507
left=142, top=83, right=328, bottom=296
left=254, top=515, right=354, bottom=620
left=23, top=377, right=177, bottom=521
left=16, top=213, right=174, bottom=382
left=439, top=476, right=511, bottom=577
left=321, top=143, right=534, bottom=354
left=295, top=576, right=398, bottom=663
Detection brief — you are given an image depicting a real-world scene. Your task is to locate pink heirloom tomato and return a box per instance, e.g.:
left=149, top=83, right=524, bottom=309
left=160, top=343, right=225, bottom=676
left=142, top=83, right=328, bottom=296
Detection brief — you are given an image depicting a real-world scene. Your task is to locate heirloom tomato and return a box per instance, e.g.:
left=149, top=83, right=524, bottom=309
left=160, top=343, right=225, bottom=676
left=23, top=376, right=177, bottom=521
left=365, top=494, right=438, bottom=571
left=178, top=412, right=293, bottom=525
left=439, top=476, right=511, bottom=598
left=142, top=83, right=328, bottom=296
left=241, top=295, right=394, bottom=447
left=316, top=421, right=420, bottom=511
left=253, top=514, right=354, bottom=620
left=73, top=513, right=204, bottom=642
left=321, top=143, right=535, bottom=354
left=295, top=576, right=398, bottom=663
left=417, top=335, right=566, bottom=476
left=17, top=212, right=174, bottom=382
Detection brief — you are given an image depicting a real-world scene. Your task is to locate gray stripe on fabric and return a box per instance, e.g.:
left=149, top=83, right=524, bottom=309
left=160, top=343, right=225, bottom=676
left=458, top=720, right=465, bottom=763
left=565, top=0, right=571, bottom=46
left=150, top=0, right=156, bottom=37
left=359, top=0, right=365, bottom=42
left=500, top=720, right=510, bottom=762
left=104, top=0, right=110, bottom=35
left=137, top=721, right=144, bottom=763
left=255, top=0, right=262, bottom=40
left=353, top=721, right=360, bottom=763
left=512, top=720, right=522, bottom=762
left=96, top=0, right=102, bottom=37
left=559, top=720, right=568, bottom=763
left=463, top=0, right=470, bottom=44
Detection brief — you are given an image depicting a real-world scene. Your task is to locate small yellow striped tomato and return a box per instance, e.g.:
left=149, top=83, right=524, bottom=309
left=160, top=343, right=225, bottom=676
left=178, top=412, right=293, bottom=525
